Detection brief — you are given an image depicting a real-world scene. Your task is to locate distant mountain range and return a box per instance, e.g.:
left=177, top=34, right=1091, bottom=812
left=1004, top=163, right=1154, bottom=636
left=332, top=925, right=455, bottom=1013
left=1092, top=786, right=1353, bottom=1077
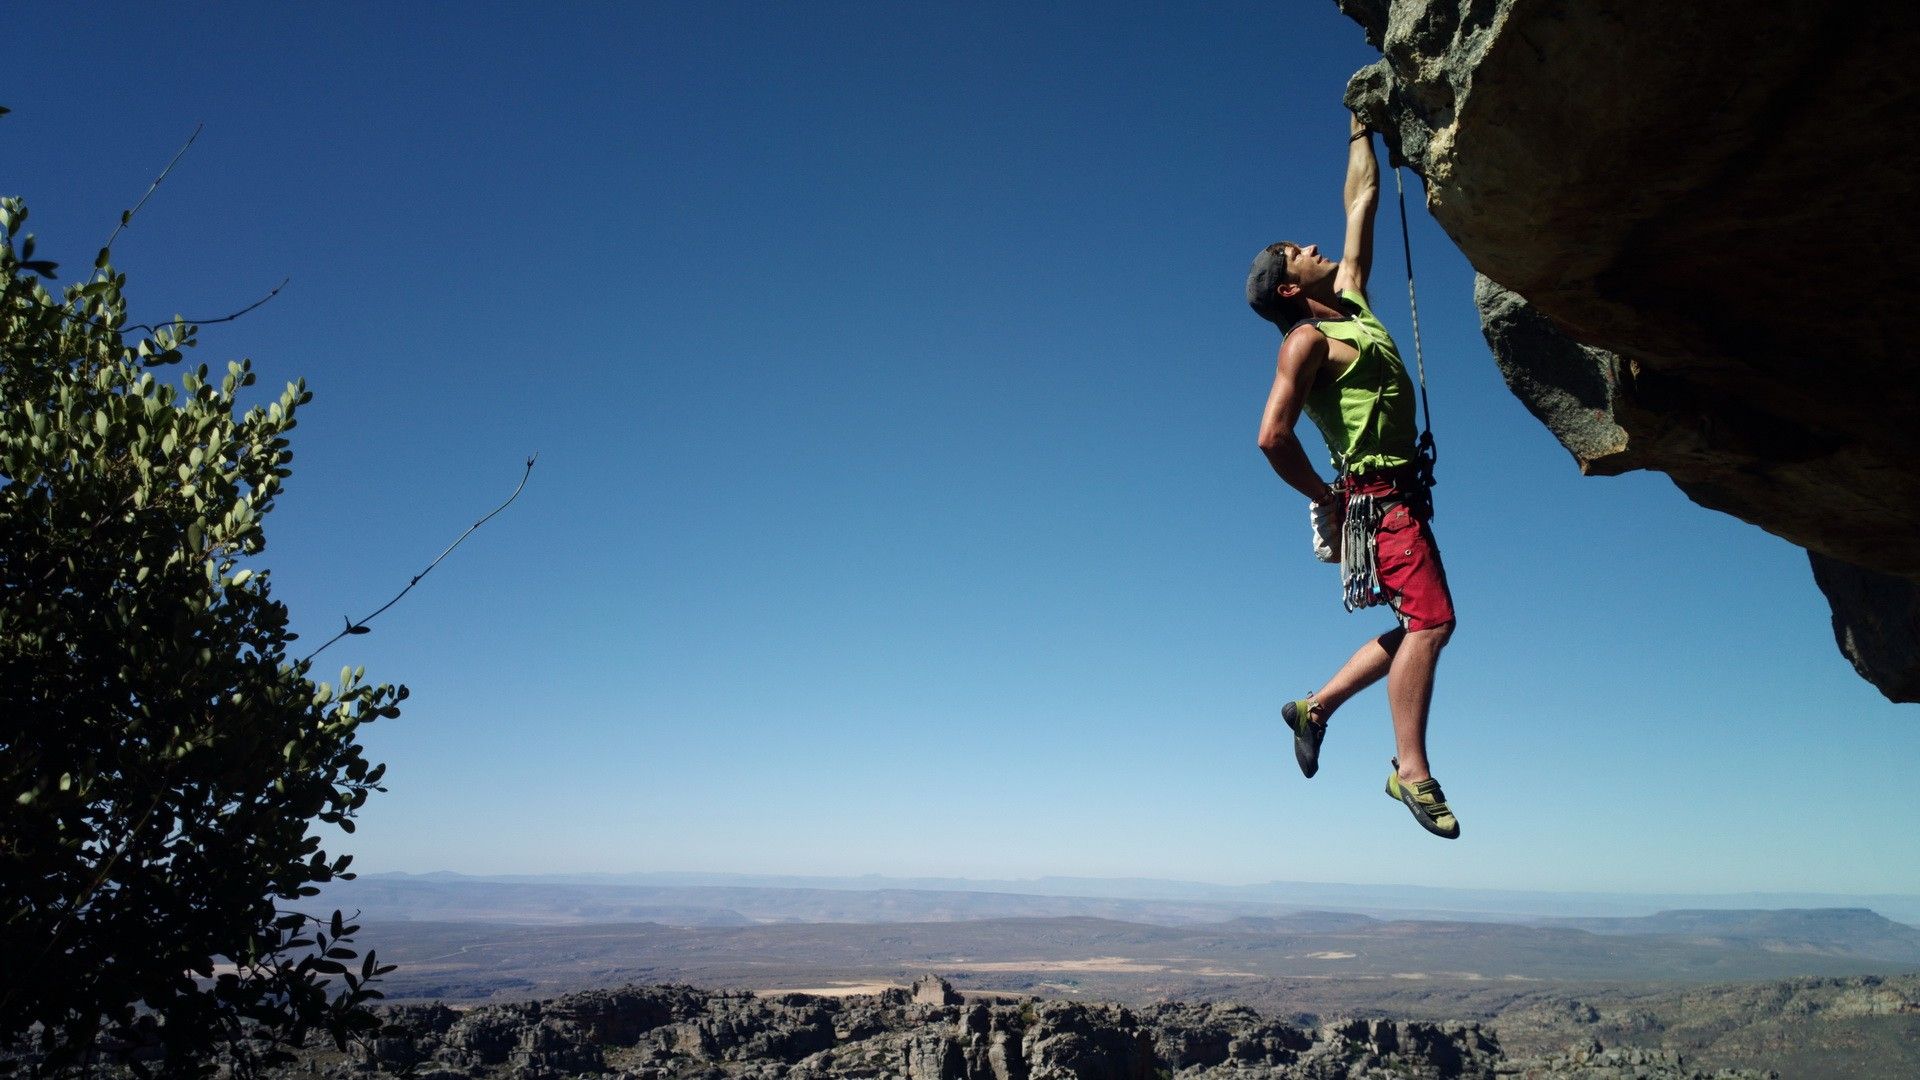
left=1530, top=908, right=1920, bottom=964
left=322, top=871, right=1920, bottom=927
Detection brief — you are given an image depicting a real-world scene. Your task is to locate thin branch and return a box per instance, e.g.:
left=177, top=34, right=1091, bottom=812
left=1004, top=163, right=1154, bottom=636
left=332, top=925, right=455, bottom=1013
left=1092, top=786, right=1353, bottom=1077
left=3, top=120, right=286, bottom=344
left=301, top=455, right=538, bottom=665
left=6, top=277, right=291, bottom=342
left=102, top=122, right=203, bottom=254
left=119, top=277, right=290, bottom=337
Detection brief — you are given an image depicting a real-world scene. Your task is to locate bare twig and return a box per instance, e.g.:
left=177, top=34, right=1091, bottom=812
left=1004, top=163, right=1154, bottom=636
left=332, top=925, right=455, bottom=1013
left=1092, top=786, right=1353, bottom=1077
left=302, top=455, right=539, bottom=664
left=102, top=122, right=203, bottom=254
left=3, top=117, right=286, bottom=342
left=8, top=277, right=291, bottom=341
left=118, top=276, right=290, bottom=337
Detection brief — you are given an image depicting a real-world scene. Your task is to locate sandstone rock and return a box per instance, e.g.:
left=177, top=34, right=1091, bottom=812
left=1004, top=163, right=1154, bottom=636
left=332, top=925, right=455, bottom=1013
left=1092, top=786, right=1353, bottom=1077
left=1503, top=1041, right=1760, bottom=1080
left=547, top=985, right=706, bottom=1045
left=1144, top=1001, right=1310, bottom=1071
left=509, top=1018, right=603, bottom=1074
left=985, top=1028, right=1026, bottom=1080
left=348, top=1036, right=425, bottom=1069
left=1337, top=0, right=1920, bottom=700
left=1020, top=1002, right=1155, bottom=1080
left=914, top=974, right=963, bottom=1007
left=904, top=1033, right=964, bottom=1080
left=1477, top=276, right=1638, bottom=474
left=958, top=1003, right=992, bottom=1038
left=444, top=1006, right=536, bottom=1066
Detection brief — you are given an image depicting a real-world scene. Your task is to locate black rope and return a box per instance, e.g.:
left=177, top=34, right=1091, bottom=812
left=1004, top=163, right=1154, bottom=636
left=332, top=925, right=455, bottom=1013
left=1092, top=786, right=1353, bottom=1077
left=1392, top=166, right=1438, bottom=490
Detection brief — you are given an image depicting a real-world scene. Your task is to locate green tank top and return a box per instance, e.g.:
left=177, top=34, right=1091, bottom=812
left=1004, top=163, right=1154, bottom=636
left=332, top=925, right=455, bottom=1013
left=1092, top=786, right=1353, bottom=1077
left=1301, top=289, right=1417, bottom=475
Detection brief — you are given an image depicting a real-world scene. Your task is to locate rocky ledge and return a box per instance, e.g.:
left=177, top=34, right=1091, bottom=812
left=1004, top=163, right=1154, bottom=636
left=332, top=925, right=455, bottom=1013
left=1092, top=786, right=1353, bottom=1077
left=1335, top=0, right=1920, bottom=700
left=259, top=976, right=1766, bottom=1080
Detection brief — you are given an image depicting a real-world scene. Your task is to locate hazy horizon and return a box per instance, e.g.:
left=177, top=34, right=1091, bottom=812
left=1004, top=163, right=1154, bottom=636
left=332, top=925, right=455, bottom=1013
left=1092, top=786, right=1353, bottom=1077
left=328, top=868, right=1920, bottom=926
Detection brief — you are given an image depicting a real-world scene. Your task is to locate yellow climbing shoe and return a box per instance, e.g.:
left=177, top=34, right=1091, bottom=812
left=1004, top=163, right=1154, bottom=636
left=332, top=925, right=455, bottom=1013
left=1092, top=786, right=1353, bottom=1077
left=1281, top=696, right=1326, bottom=779
left=1385, top=759, right=1459, bottom=839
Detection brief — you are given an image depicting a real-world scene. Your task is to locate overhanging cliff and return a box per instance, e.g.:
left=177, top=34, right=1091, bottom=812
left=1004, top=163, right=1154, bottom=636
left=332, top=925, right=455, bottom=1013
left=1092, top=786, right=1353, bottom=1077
left=1336, top=0, right=1920, bottom=700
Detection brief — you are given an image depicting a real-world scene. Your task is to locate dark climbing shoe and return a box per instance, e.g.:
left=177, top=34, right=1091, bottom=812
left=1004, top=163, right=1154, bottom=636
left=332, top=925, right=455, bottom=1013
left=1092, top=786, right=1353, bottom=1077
left=1281, top=697, right=1326, bottom=778
left=1385, top=759, right=1459, bottom=839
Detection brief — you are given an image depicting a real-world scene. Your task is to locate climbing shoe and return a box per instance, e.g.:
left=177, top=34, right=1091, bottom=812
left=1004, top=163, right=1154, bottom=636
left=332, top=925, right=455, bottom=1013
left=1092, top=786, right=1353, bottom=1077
left=1385, top=759, right=1459, bottom=839
left=1281, top=697, right=1326, bottom=779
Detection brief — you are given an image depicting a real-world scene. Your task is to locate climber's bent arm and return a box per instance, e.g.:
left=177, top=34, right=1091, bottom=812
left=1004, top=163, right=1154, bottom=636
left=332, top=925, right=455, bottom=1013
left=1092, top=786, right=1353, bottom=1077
left=1258, top=326, right=1338, bottom=505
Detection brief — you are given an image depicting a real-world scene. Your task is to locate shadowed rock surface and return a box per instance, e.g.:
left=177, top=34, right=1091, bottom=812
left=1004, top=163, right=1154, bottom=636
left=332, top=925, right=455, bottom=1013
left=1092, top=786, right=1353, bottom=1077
left=1335, top=0, right=1920, bottom=699
left=1807, top=554, right=1920, bottom=702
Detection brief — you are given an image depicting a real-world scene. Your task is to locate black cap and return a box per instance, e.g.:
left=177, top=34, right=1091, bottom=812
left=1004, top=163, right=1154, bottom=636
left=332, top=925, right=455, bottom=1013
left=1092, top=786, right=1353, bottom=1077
left=1246, top=245, right=1289, bottom=324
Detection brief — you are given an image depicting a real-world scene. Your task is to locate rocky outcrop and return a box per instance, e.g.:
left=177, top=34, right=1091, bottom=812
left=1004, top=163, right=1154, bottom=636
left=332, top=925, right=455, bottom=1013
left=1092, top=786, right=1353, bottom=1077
left=916, top=973, right=966, bottom=1007
left=1336, top=0, right=1920, bottom=700
left=1517, top=1040, right=1760, bottom=1080
left=219, top=982, right=1769, bottom=1080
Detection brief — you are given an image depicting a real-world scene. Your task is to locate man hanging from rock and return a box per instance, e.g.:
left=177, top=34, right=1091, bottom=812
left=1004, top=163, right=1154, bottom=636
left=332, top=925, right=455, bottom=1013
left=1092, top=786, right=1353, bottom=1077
left=1244, top=111, right=1459, bottom=839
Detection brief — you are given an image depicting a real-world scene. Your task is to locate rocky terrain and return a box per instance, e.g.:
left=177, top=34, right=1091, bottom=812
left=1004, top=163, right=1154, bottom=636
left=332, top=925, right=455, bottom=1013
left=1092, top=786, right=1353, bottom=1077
left=1334, top=0, right=1920, bottom=699
left=20, top=973, right=1916, bottom=1078
left=1495, top=974, right=1920, bottom=1080
left=259, top=976, right=1767, bottom=1080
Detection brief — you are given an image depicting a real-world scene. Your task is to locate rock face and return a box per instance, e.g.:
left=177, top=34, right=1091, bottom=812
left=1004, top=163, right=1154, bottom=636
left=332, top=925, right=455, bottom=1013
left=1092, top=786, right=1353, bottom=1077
left=251, top=982, right=1764, bottom=1080
left=1336, top=0, right=1920, bottom=700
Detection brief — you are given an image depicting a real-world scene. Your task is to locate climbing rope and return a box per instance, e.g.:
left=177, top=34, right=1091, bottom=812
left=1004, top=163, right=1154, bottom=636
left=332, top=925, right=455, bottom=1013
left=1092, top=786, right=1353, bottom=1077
left=1393, top=166, right=1439, bottom=490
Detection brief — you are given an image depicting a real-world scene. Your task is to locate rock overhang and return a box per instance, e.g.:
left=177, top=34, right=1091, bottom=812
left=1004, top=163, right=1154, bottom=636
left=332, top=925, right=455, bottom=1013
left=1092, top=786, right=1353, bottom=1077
left=1333, top=0, right=1920, bottom=700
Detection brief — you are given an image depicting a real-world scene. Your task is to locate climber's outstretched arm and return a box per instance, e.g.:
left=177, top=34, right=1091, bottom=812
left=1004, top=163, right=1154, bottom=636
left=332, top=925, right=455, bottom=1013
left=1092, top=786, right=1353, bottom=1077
left=1335, top=111, right=1378, bottom=299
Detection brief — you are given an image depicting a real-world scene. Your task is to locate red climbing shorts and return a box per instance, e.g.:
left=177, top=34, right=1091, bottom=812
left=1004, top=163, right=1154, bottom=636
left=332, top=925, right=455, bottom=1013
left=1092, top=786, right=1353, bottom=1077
left=1346, top=470, right=1456, bottom=633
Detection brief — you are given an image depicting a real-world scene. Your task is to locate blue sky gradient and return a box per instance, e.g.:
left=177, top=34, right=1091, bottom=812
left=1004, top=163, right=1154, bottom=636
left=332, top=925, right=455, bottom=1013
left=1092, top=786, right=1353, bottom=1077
left=12, top=3, right=1915, bottom=897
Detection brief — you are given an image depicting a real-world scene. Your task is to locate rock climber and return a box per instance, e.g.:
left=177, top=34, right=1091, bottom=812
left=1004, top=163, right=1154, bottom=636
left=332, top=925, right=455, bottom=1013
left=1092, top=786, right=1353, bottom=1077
left=1243, top=110, right=1460, bottom=839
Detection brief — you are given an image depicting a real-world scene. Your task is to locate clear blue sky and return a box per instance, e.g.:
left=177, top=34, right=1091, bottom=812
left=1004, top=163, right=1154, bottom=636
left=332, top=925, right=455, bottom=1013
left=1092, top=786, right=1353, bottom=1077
left=13, top=2, right=1915, bottom=897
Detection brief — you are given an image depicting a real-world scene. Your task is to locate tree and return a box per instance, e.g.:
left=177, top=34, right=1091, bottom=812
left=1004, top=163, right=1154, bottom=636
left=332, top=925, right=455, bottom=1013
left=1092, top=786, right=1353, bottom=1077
left=0, top=195, right=401, bottom=1076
